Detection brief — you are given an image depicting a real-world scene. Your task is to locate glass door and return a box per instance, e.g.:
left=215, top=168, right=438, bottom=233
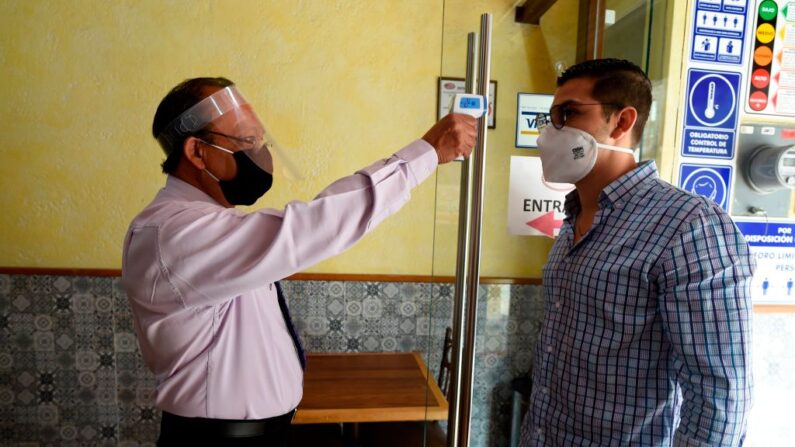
left=432, top=5, right=560, bottom=445
left=429, top=1, right=669, bottom=446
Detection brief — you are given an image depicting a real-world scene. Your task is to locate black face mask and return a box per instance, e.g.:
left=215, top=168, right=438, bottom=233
left=216, top=151, right=273, bottom=206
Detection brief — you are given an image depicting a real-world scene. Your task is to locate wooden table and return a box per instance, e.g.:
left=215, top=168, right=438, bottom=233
left=293, top=352, right=449, bottom=424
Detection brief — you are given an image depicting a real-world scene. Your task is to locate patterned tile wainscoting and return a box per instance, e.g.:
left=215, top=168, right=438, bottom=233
left=0, top=274, right=544, bottom=447
left=1, top=273, right=793, bottom=446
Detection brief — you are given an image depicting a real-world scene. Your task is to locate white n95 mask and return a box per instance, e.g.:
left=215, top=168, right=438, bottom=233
left=536, top=126, right=636, bottom=184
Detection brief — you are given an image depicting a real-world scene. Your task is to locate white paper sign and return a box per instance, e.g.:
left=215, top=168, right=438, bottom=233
left=508, top=156, right=573, bottom=237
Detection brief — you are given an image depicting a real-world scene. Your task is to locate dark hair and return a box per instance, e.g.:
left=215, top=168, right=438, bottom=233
left=557, top=59, right=651, bottom=146
left=152, top=77, right=234, bottom=174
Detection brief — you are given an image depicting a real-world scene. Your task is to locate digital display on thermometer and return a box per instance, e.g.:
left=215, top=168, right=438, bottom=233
left=458, top=97, right=482, bottom=109
left=450, top=94, right=486, bottom=118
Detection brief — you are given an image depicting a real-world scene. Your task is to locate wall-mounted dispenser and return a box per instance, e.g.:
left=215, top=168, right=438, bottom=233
left=733, top=123, right=795, bottom=218
left=746, top=144, right=795, bottom=192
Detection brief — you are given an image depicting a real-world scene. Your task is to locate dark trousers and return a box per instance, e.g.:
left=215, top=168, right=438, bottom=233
left=157, top=410, right=294, bottom=447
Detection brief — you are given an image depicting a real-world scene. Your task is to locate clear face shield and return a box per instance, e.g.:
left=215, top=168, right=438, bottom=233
left=156, top=86, right=301, bottom=180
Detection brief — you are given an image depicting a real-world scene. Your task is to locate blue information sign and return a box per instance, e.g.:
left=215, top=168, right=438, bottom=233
left=686, top=70, right=740, bottom=128
left=733, top=217, right=795, bottom=305
left=691, top=0, right=747, bottom=64
left=681, top=69, right=740, bottom=159
left=683, top=128, right=735, bottom=159
left=679, top=163, right=732, bottom=210
left=735, top=221, right=795, bottom=248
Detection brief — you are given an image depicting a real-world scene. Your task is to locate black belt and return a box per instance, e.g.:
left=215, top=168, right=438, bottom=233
left=160, top=409, right=295, bottom=438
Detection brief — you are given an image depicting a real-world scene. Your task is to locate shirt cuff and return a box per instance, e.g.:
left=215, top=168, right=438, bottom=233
left=394, top=139, right=438, bottom=188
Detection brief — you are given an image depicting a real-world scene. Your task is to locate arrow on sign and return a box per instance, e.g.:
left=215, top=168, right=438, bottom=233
left=526, top=212, right=563, bottom=238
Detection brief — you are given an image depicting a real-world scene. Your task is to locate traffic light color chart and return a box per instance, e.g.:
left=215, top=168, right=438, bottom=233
left=747, top=0, right=795, bottom=115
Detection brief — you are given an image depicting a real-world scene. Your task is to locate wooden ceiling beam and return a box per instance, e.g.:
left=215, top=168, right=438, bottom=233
left=515, top=0, right=557, bottom=25
left=576, top=0, right=606, bottom=62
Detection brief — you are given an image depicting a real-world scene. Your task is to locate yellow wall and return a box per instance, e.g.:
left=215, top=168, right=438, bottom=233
left=0, top=0, right=575, bottom=277
left=655, top=0, right=690, bottom=183
left=0, top=1, right=447, bottom=272
left=433, top=0, right=578, bottom=277
left=10, top=0, right=685, bottom=279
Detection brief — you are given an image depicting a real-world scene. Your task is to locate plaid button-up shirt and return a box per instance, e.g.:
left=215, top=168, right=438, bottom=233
left=521, top=161, right=754, bottom=446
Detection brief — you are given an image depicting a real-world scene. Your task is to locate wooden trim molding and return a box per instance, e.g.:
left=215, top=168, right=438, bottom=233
left=0, top=267, right=122, bottom=277
left=752, top=305, right=795, bottom=313
left=0, top=267, right=542, bottom=285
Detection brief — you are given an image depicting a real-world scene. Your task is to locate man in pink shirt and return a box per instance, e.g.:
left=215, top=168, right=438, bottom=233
left=121, top=77, right=477, bottom=446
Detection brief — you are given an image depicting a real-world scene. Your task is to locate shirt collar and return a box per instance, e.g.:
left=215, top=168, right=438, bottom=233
left=163, top=175, right=221, bottom=205
left=563, top=160, right=659, bottom=216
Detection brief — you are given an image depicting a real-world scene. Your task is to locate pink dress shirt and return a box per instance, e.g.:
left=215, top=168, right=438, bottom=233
left=121, top=140, right=437, bottom=419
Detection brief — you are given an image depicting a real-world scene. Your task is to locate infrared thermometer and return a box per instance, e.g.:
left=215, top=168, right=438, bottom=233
left=450, top=93, right=487, bottom=118
left=448, top=93, right=486, bottom=161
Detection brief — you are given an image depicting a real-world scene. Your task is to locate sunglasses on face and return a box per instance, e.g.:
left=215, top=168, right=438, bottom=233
left=536, top=102, right=623, bottom=130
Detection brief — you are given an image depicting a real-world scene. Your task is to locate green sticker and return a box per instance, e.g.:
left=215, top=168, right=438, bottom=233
left=759, top=0, right=778, bottom=21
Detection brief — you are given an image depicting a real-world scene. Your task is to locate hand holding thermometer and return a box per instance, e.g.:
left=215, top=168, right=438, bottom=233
left=448, top=93, right=486, bottom=161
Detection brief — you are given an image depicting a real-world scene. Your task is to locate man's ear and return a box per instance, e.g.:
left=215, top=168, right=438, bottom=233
left=611, top=106, right=638, bottom=141
left=182, top=136, right=206, bottom=170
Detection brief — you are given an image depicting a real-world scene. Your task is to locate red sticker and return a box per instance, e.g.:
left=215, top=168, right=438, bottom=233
left=752, top=68, right=770, bottom=89
left=749, top=91, right=768, bottom=111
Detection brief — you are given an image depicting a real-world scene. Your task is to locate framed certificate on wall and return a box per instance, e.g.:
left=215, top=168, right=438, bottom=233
left=437, top=77, right=497, bottom=129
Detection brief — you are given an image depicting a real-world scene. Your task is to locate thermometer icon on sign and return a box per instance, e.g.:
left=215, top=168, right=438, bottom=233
left=705, top=81, right=716, bottom=119
left=686, top=70, right=738, bottom=129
